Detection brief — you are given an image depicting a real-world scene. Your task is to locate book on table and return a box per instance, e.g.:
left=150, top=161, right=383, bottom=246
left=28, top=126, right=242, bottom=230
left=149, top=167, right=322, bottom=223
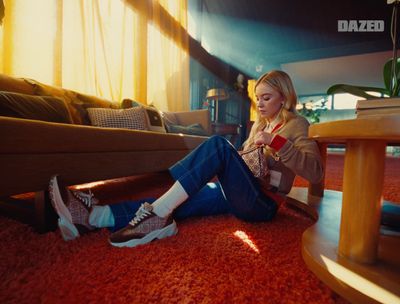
left=356, top=98, right=400, bottom=118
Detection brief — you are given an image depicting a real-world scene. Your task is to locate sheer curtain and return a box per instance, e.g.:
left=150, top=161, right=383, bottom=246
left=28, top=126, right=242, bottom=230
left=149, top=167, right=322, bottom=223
left=62, top=0, right=138, bottom=102
left=147, top=0, right=190, bottom=111
left=1, top=0, right=58, bottom=84
left=0, top=0, right=189, bottom=111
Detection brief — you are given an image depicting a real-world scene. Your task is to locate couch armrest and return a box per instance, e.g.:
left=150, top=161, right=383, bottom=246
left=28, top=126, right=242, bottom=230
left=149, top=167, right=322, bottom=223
left=174, top=109, right=211, bottom=135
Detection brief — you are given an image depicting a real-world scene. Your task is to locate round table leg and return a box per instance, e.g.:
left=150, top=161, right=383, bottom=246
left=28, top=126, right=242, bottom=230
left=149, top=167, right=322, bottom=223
left=339, top=139, right=386, bottom=264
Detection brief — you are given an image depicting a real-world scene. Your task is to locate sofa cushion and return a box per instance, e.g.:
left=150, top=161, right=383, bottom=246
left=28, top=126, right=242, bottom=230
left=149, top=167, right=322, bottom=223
left=0, top=74, right=35, bottom=95
left=87, top=107, right=147, bottom=130
left=24, top=78, right=84, bottom=124
left=25, top=79, right=118, bottom=125
left=161, top=111, right=179, bottom=126
left=73, top=93, right=119, bottom=125
left=0, top=91, right=73, bottom=123
left=76, top=92, right=115, bottom=108
left=166, top=123, right=208, bottom=136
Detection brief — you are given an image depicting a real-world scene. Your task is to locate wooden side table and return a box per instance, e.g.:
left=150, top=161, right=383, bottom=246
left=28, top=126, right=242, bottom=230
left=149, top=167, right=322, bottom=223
left=211, top=123, right=241, bottom=148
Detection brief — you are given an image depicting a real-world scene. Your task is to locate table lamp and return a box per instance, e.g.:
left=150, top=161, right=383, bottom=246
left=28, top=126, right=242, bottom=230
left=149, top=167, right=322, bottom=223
left=206, top=88, right=228, bottom=122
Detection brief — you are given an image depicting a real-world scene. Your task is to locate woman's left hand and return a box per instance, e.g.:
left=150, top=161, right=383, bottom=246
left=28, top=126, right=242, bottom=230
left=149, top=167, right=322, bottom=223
left=254, top=131, right=274, bottom=146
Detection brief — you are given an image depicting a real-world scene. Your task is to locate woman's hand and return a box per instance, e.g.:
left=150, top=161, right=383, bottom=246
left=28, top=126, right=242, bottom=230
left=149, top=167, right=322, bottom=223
left=254, top=131, right=274, bottom=146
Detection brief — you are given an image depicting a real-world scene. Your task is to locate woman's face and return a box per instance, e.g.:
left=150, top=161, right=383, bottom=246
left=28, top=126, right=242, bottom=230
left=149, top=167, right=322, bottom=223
left=255, top=83, right=284, bottom=120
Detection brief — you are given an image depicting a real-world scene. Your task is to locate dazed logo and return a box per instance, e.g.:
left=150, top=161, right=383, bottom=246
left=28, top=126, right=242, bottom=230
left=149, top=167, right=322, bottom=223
left=337, top=20, right=384, bottom=32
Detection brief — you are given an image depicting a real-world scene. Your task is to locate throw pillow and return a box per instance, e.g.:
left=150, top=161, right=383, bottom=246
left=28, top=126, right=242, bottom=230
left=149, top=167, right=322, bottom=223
left=166, top=123, right=208, bottom=136
left=120, top=99, right=166, bottom=133
left=121, top=98, right=142, bottom=108
left=0, top=91, right=73, bottom=123
left=143, top=106, right=166, bottom=133
left=87, top=107, right=147, bottom=130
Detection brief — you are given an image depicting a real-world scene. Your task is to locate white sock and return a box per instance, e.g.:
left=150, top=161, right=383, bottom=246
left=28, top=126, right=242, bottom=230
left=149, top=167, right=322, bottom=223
left=89, top=205, right=115, bottom=228
left=152, top=181, right=189, bottom=218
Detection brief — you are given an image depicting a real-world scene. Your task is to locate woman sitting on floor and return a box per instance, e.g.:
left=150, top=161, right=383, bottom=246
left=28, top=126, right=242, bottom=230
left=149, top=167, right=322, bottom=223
left=48, top=70, right=324, bottom=247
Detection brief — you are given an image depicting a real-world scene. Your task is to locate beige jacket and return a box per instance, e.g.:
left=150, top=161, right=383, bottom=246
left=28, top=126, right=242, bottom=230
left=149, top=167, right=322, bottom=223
left=264, top=114, right=323, bottom=195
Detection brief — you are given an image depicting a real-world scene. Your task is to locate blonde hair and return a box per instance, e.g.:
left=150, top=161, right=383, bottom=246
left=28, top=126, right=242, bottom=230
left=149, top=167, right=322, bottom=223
left=243, top=70, right=298, bottom=150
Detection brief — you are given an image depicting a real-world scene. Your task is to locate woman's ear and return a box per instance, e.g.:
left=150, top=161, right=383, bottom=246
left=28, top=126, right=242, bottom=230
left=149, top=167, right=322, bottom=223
left=279, top=93, right=285, bottom=106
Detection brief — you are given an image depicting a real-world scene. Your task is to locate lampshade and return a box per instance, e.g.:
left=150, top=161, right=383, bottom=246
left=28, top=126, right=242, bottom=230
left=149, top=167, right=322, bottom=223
left=206, top=88, right=228, bottom=100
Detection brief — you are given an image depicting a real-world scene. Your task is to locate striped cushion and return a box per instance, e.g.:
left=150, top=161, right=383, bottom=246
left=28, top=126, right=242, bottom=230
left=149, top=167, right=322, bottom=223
left=87, top=107, right=147, bottom=130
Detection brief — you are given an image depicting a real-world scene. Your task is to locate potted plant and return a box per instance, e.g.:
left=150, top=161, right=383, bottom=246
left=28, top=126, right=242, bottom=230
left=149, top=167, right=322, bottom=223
left=327, top=58, right=400, bottom=99
left=297, top=98, right=328, bottom=124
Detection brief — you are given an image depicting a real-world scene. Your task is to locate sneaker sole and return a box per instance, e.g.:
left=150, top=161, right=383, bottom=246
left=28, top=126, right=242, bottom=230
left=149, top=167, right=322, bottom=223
left=49, top=175, right=80, bottom=241
left=109, top=221, right=178, bottom=248
left=58, top=217, right=80, bottom=241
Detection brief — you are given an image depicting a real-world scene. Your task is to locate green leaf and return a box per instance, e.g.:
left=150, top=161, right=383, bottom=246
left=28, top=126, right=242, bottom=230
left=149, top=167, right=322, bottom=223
left=326, top=84, right=389, bottom=99
left=383, top=58, right=400, bottom=93
left=393, top=80, right=400, bottom=96
left=383, top=59, right=392, bottom=91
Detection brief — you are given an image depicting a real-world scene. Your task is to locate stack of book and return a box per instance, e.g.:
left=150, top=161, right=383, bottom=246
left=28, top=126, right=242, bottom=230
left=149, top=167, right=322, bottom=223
left=356, top=98, right=400, bottom=118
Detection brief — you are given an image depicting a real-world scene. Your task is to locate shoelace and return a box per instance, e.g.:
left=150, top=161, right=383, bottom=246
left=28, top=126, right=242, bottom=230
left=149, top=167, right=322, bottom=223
left=129, top=204, right=152, bottom=226
left=73, top=189, right=95, bottom=208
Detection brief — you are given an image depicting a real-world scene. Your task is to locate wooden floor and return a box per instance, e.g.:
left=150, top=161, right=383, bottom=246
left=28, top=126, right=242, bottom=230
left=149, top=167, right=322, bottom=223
left=286, top=187, right=400, bottom=304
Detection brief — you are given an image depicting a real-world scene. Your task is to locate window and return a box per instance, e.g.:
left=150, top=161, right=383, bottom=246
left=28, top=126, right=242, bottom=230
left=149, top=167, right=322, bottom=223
left=331, top=93, right=358, bottom=109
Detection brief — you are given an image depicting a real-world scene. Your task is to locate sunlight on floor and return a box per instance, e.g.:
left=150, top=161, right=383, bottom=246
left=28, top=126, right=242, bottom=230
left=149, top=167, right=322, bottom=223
left=233, top=230, right=260, bottom=254
left=74, top=181, right=106, bottom=190
left=320, top=254, right=400, bottom=304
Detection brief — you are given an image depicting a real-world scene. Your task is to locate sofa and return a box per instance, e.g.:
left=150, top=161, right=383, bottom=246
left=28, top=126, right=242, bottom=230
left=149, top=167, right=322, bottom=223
left=0, top=73, right=211, bottom=231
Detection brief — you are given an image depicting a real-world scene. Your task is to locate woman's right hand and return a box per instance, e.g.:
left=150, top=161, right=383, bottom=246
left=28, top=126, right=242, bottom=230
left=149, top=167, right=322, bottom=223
left=254, top=131, right=273, bottom=146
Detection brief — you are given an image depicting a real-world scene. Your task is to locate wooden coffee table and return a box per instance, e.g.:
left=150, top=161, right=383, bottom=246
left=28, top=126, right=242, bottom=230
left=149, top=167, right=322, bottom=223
left=286, top=115, right=400, bottom=304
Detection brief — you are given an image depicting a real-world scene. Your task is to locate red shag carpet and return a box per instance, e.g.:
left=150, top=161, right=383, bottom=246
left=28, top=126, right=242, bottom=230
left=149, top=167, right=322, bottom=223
left=0, top=153, right=399, bottom=304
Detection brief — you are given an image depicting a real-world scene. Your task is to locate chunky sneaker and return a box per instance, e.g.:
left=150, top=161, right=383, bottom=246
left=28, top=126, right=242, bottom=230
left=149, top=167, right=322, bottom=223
left=72, top=189, right=98, bottom=208
left=49, top=175, right=98, bottom=241
left=109, top=202, right=178, bottom=248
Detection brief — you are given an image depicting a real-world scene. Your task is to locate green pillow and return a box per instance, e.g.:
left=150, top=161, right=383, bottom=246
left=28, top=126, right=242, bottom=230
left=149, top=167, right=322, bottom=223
left=0, top=91, right=72, bottom=123
left=166, top=123, right=208, bottom=136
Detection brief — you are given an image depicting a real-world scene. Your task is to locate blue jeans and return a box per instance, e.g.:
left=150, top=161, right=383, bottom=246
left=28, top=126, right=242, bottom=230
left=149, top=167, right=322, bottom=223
left=109, top=136, right=278, bottom=231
